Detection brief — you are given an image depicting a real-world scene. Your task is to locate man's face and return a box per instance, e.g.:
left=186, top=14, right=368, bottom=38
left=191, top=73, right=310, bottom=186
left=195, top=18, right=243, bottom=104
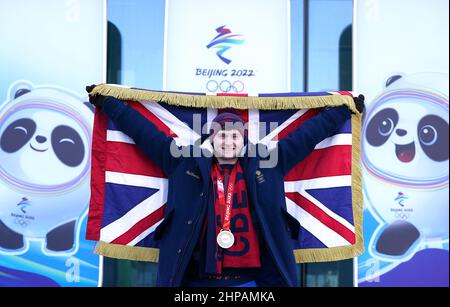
left=212, top=129, right=244, bottom=160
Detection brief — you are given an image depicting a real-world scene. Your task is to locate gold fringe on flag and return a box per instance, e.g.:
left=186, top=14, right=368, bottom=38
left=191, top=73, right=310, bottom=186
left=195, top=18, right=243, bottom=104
left=95, top=241, right=160, bottom=262
left=90, top=84, right=364, bottom=263
left=89, top=84, right=358, bottom=113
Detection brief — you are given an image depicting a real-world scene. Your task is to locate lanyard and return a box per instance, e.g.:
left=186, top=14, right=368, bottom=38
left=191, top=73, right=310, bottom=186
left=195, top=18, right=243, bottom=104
left=212, top=163, right=238, bottom=231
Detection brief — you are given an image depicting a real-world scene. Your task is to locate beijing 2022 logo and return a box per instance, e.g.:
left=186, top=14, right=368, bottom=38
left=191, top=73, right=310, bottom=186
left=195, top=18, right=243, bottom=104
left=201, top=25, right=254, bottom=94
left=206, top=25, right=244, bottom=65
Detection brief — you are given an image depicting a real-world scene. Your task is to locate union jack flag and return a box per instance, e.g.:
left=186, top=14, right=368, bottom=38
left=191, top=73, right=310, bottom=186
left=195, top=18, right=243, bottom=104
left=86, top=86, right=363, bottom=262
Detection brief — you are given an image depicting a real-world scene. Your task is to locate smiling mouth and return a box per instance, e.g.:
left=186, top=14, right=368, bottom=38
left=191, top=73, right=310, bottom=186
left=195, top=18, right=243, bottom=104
left=30, top=144, right=48, bottom=152
left=395, top=142, right=415, bottom=163
left=222, top=146, right=236, bottom=151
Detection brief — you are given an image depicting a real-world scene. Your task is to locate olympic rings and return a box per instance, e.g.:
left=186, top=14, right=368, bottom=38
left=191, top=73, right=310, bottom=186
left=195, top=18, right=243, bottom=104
left=206, top=80, right=245, bottom=93
left=394, top=212, right=409, bottom=220
left=15, top=217, right=29, bottom=227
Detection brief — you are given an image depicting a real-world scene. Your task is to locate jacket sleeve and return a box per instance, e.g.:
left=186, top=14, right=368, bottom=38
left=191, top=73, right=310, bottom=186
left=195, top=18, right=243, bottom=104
left=275, top=105, right=351, bottom=176
left=102, top=96, right=183, bottom=175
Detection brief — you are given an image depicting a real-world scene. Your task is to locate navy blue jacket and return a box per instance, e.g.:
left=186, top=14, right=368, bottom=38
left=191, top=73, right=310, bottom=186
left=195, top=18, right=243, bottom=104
left=102, top=97, right=351, bottom=287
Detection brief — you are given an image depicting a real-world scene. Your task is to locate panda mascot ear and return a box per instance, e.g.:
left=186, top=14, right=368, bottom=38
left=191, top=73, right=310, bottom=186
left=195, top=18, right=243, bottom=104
left=385, top=74, right=404, bottom=88
left=8, top=80, right=34, bottom=100
left=14, top=88, right=31, bottom=98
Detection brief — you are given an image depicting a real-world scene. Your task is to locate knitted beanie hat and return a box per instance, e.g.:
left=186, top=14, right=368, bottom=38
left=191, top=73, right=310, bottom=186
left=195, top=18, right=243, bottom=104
left=209, top=111, right=246, bottom=140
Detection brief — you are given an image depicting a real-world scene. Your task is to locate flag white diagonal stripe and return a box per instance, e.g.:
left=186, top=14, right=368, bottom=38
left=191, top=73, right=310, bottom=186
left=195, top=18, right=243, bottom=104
left=100, top=172, right=168, bottom=243
left=301, top=190, right=355, bottom=232
left=127, top=220, right=163, bottom=246
left=142, top=101, right=201, bottom=146
left=258, top=109, right=308, bottom=145
left=284, top=175, right=355, bottom=232
left=285, top=197, right=351, bottom=247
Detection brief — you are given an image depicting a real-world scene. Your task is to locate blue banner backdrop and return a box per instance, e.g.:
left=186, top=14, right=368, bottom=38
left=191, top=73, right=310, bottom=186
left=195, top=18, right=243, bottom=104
left=0, top=0, right=106, bottom=286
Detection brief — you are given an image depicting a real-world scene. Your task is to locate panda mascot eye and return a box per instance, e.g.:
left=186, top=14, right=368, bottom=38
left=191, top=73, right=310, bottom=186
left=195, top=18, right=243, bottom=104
left=378, top=118, right=395, bottom=136
left=366, top=108, right=399, bottom=146
left=0, top=118, right=37, bottom=153
left=417, top=115, right=449, bottom=162
left=51, top=125, right=85, bottom=167
left=419, top=125, right=437, bottom=145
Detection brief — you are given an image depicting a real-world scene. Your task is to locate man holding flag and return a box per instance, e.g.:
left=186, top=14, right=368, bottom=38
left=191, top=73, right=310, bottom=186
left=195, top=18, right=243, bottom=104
left=87, top=85, right=364, bottom=287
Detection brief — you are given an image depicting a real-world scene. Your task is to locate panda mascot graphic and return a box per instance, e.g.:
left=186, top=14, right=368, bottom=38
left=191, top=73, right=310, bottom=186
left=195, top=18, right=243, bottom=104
left=362, top=73, right=449, bottom=261
left=0, top=81, right=93, bottom=255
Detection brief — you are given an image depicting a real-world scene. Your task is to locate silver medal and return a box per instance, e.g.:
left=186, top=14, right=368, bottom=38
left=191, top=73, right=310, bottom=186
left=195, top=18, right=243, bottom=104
left=217, top=230, right=235, bottom=249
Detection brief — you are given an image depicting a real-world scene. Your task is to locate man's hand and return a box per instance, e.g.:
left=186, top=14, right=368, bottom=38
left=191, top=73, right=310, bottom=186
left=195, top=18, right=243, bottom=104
left=86, top=84, right=108, bottom=108
left=88, top=94, right=108, bottom=108
left=354, top=94, right=365, bottom=114
left=86, top=84, right=97, bottom=94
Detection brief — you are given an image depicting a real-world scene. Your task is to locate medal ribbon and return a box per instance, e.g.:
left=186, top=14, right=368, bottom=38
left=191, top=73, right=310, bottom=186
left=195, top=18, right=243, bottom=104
left=212, top=163, right=238, bottom=232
